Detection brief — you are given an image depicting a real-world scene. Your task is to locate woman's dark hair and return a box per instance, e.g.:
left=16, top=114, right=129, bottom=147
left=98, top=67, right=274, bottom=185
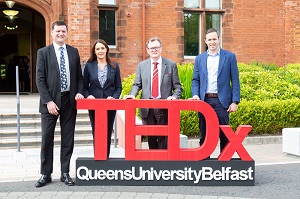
left=87, top=39, right=116, bottom=69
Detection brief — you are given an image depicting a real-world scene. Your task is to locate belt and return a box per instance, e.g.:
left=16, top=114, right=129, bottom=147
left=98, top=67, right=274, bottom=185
left=61, top=91, right=70, bottom=97
left=205, top=93, right=218, bottom=98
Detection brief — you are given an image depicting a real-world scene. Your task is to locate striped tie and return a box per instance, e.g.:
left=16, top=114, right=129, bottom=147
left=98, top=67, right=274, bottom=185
left=152, top=62, right=158, bottom=98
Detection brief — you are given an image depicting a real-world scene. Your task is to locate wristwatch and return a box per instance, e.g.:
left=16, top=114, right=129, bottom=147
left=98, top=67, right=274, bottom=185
left=232, top=101, right=239, bottom=105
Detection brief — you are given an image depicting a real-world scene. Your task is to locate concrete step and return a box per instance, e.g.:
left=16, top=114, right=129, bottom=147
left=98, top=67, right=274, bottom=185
left=0, top=112, right=91, bottom=135
left=0, top=118, right=91, bottom=129
left=0, top=125, right=92, bottom=137
left=0, top=112, right=89, bottom=121
left=0, top=132, right=117, bottom=148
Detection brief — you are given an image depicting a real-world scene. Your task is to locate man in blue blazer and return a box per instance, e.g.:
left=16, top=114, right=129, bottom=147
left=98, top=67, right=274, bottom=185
left=35, top=21, right=84, bottom=187
left=191, top=28, right=240, bottom=153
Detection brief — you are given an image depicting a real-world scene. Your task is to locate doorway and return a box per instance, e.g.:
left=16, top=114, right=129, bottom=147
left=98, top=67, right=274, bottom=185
left=0, top=2, right=45, bottom=93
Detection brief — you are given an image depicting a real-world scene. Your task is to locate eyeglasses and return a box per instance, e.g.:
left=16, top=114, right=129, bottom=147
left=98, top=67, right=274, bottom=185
left=147, top=46, right=161, bottom=51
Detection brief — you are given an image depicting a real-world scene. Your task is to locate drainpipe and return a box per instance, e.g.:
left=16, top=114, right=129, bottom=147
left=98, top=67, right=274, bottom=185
left=141, top=0, right=146, bottom=60
left=59, top=0, right=64, bottom=21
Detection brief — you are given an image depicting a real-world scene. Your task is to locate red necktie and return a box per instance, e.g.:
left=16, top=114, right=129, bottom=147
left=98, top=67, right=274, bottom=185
left=152, top=62, right=158, bottom=98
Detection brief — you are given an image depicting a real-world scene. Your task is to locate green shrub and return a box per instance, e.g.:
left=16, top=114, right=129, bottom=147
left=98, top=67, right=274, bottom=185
left=240, top=65, right=300, bottom=100
left=230, top=99, right=300, bottom=135
left=120, top=74, right=138, bottom=99
left=121, top=63, right=300, bottom=137
left=177, top=63, right=194, bottom=99
left=180, top=110, right=199, bottom=137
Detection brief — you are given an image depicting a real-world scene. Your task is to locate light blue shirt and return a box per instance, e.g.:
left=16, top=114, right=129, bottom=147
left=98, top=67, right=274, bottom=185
left=206, top=49, right=220, bottom=94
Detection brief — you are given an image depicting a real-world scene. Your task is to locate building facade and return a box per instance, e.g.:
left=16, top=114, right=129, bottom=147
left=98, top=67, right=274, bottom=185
left=0, top=0, right=299, bottom=93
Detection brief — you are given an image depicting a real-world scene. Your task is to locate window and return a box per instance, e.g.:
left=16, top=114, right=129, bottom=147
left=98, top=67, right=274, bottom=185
left=183, top=0, right=224, bottom=57
left=98, top=0, right=118, bottom=48
left=100, top=0, right=116, bottom=4
left=99, top=10, right=116, bottom=46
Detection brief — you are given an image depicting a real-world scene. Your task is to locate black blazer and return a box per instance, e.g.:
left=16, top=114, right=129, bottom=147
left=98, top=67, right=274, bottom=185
left=83, top=60, right=122, bottom=99
left=36, top=44, right=84, bottom=113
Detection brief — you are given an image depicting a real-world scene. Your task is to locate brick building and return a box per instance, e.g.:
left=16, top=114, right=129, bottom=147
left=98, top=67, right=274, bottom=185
left=0, top=0, right=299, bottom=93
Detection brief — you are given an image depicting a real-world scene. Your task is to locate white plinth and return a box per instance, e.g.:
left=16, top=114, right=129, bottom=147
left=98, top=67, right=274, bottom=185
left=282, top=128, right=300, bottom=156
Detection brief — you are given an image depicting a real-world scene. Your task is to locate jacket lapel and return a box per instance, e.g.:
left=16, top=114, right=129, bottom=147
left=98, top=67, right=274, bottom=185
left=218, top=48, right=226, bottom=77
left=92, top=61, right=102, bottom=89
left=145, top=59, right=151, bottom=91
left=202, top=52, right=208, bottom=76
left=66, top=45, right=74, bottom=77
left=49, top=44, right=60, bottom=74
left=102, top=64, right=111, bottom=88
left=161, top=58, right=167, bottom=84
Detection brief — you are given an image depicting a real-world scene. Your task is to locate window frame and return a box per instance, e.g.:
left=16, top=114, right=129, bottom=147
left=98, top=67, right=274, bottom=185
left=98, top=4, right=119, bottom=49
left=183, top=0, right=225, bottom=57
left=99, top=0, right=116, bottom=6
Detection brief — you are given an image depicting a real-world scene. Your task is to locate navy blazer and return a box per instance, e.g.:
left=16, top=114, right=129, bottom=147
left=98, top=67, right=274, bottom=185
left=192, top=48, right=240, bottom=108
left=83, top=60, right=122, bottom=99
left=36, top=44, right=84, bottom=113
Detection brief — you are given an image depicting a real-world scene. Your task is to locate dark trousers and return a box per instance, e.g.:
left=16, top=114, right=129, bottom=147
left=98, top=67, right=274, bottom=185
left=198, top=97, right=229, bottom=152
left=142, top=108, right=168, bottom=149
left=40, top=94, right=77, bottom=174
left=88, top=110, right=116, bottom=158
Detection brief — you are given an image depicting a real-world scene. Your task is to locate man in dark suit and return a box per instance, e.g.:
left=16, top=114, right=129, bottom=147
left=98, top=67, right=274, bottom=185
left=35, top=21, right=84, bottom=187
left=124, top=37, right=182, bottom=149
left=191, top=28, right=240, bottom=153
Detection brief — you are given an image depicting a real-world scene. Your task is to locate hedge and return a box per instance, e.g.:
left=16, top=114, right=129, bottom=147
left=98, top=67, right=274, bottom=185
left=121, top=63, right=300, bottom=137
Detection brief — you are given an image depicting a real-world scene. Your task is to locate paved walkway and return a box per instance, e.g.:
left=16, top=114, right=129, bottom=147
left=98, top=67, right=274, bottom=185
left=1, top=94, right=300, bottom=198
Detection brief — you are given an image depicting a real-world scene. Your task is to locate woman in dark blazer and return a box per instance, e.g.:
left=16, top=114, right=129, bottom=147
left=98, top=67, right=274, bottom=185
left=83, top=39, right=122, bottom=157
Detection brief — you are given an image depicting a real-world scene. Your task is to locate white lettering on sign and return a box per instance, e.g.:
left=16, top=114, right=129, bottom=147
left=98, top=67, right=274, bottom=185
left=77, top=166, right=254, bottom=184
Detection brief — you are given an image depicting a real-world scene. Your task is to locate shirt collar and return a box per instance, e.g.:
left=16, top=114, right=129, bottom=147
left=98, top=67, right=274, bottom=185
left=151, top=56, right=162, bottom=66
left=53, top=42, right=66, bottom=51
left=207, top=48, right=220, bottom=56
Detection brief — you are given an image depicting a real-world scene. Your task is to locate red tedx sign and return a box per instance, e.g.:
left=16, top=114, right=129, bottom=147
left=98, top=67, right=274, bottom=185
left=77, top=99, right=252, bottom=161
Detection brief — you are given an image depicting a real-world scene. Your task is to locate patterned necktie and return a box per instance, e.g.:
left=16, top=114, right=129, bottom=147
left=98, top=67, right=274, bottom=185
left=59, top=47, right=67, bottom=90
left=152, top=62, right=158, bottom=98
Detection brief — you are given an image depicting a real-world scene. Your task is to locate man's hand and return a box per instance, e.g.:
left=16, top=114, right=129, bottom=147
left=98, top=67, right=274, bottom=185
left=227, top=103, right=238, bottom=113
left=75, top=93, right=84, bottom=100
left=87, top=95, right=95, bottom=99
left=188, top=95, right=200, bottom=100
left=167, top=96, right=176, bottom=100
left=123, top=95, right=135, bottom=99
left=47, top=101, right=59, bottom=115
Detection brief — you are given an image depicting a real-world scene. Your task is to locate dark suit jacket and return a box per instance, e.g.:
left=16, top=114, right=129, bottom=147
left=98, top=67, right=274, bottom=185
left=83, top=60, right=122, bottom=99
left=130, top=57, right=182, bottom=118
left=36, top=44, right=84, bottom=113
left=192, top=48, right=240, bottom=108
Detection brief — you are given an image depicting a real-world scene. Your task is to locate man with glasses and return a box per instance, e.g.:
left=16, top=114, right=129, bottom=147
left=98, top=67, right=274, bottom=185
left=124, top=37, right=182, bottom=149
